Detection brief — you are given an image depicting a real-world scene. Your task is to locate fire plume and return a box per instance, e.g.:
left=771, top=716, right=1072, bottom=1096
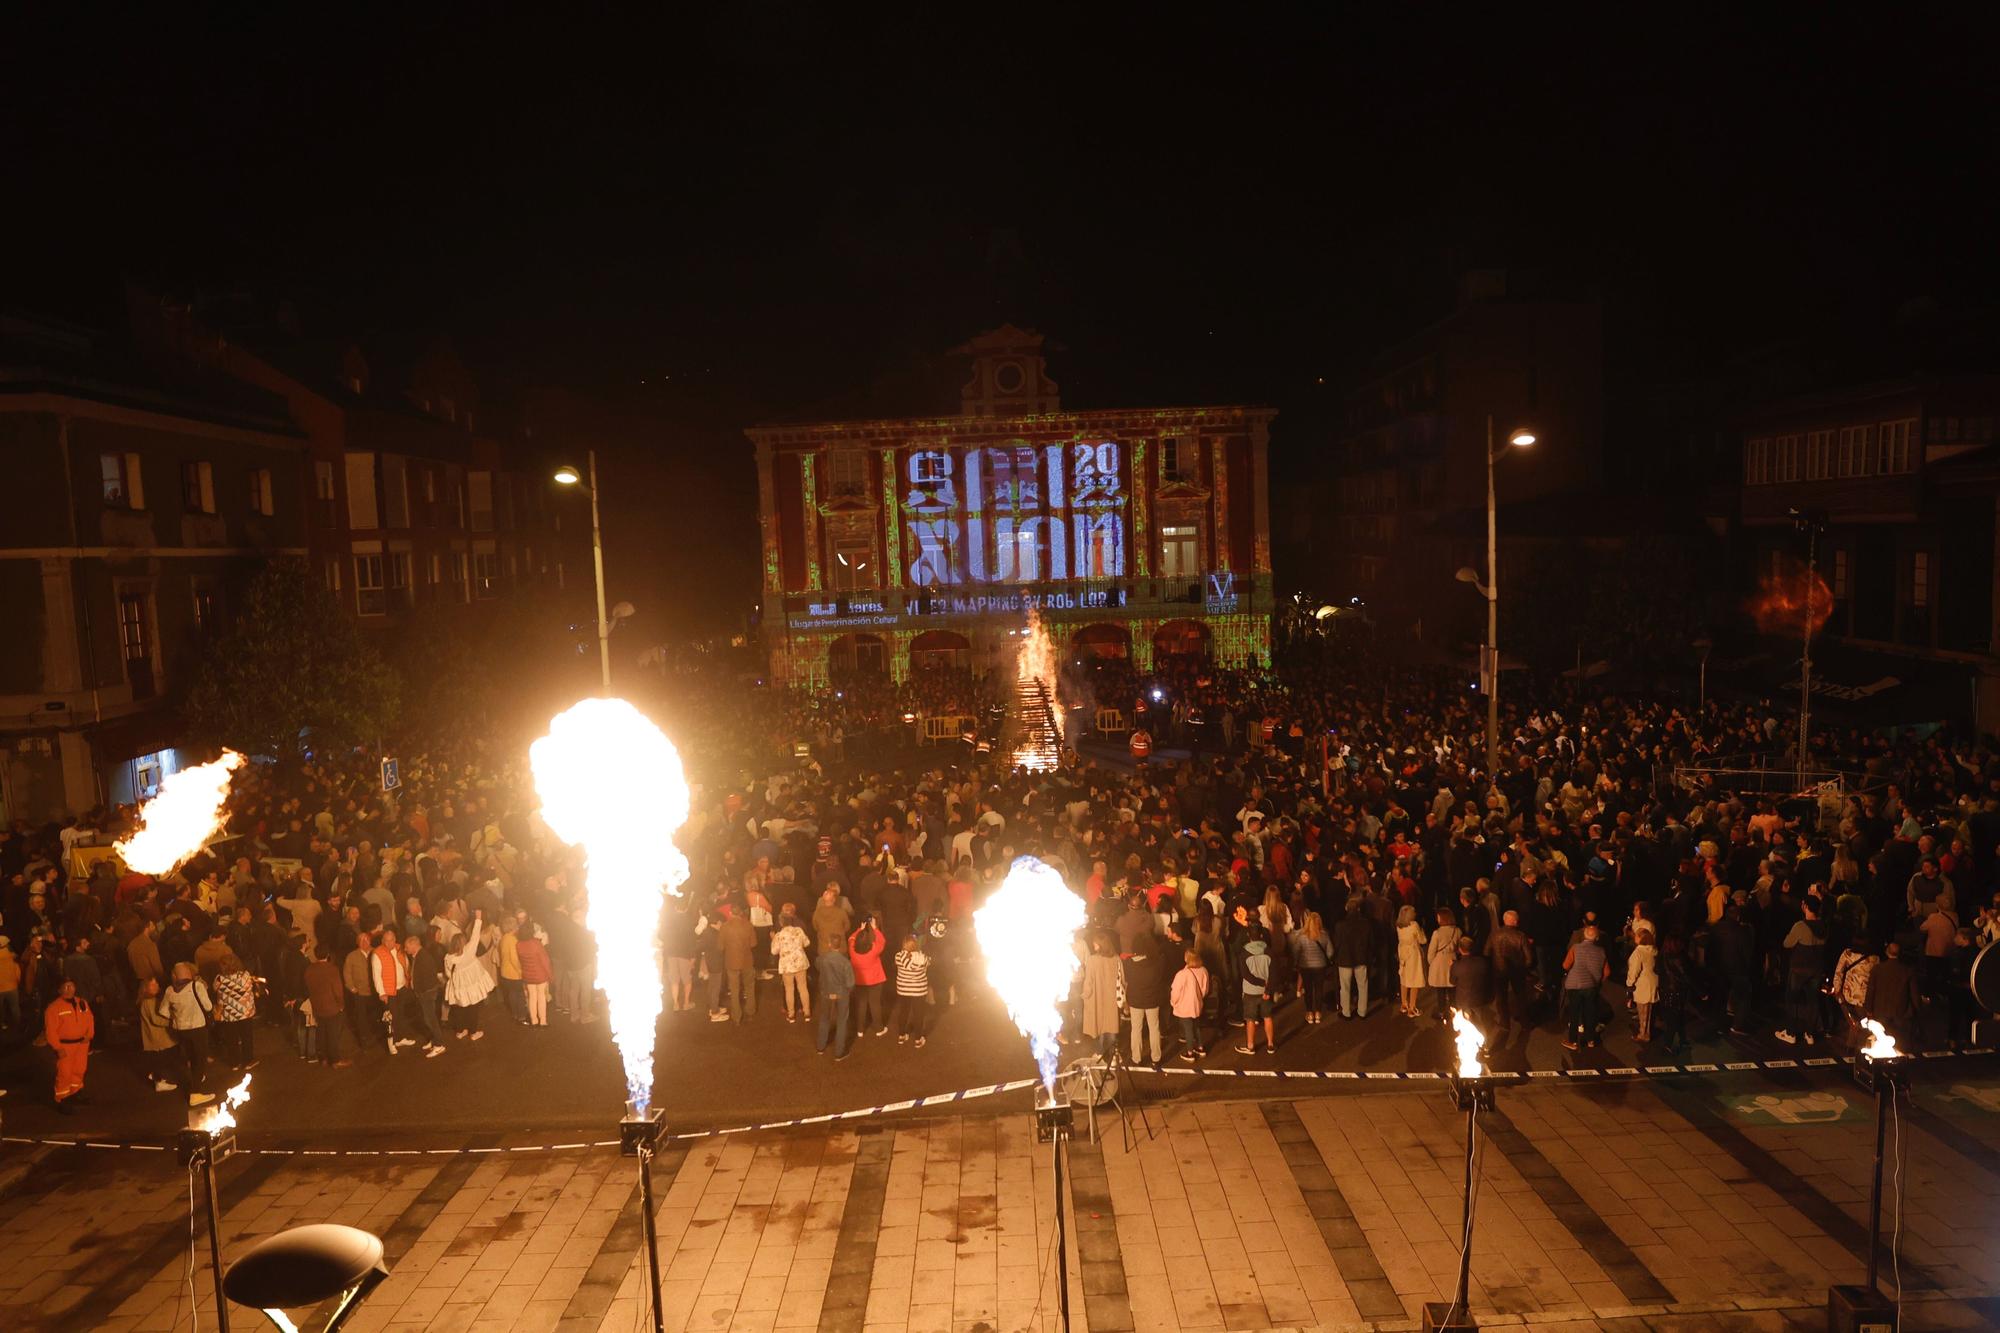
left=194, top=1073, right=253, bottom=1134
left=115, top=750, right=245, bottom=875
left=1749, top=560, right=1833, bottom=636
left=1450, top=1009, right=1487, bottom=1078
left=1859, top=1017, right=1900, bottom=1061
left=975, top=855, right=1085, bottom=1089
left=531, top=698, right=691, bottom=1116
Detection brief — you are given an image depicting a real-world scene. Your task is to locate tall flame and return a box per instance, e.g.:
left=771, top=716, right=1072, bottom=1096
left=975, top=855, right=1085, bottom=1089
left=115, top=750, right=245, bottom=875
left=1012, top=610, right=1063, bottom=772
left=1450, top=1008, right=1487, bottom=1078
left=194, top=1073, right=253, bottom=1134
left=531, top=698, right=691, bottom=1116
left=1859, top=1017, right=1900, bottom=1061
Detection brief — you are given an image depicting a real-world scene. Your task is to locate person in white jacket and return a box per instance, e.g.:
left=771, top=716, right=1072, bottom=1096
left=157, top=963, right=218, bottom=1104
left=444, top=913, right=496, bottom=1039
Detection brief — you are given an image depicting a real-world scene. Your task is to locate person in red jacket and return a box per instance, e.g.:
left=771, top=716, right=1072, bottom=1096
left=44, top=978, right=95, bottom=1113
left=849, top=916, right=887, bottom=1039
left=517, top=927, right=553, bottom=1027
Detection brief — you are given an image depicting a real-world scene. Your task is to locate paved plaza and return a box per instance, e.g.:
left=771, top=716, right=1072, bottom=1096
left=3, top=1068, right=2000, bottom=1332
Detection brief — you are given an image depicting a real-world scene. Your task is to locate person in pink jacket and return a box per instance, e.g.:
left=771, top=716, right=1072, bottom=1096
left=849, top=917, right=888, bottom=1039
left=1170, top=948, right=1211, bottom=1062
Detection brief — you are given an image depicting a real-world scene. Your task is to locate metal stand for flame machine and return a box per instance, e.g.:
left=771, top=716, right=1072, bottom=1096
left=1827, top=1054, right=1909, bottom=1332
left=180, top=1122, right=237, bottom=1333
left=621, top=1105, right=668, bottom=1333
left=1035, top=1083, right=1074, bottom=1333
left=1422, top=1074, right=1494, bottom=1333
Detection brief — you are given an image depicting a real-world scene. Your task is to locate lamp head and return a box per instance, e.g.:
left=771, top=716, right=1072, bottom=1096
left=552, top=465, right=582, bottom=486
left=1507, top=428, right=1536, bottom=448
left=1455, top=567, right=1480, bottom=584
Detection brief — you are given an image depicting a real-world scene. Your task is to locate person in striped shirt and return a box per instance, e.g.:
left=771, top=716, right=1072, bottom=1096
left=891, top=936, right=932, bottom=1048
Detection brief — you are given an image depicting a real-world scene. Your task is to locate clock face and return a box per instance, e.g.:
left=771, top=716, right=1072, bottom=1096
left=994, top=362, right=1025, bottom=393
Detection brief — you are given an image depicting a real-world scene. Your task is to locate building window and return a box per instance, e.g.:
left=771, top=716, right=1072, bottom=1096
left=100, top=452, right=144, bottom=508
left=829, top=535, right=875, bottom=590
left=1161, top=524, right=1200, bottom=578
left=824, top=450, right=868, bottom=499
left=449, top=552, right=469, bottom=601
left=474, top=552, right=500, bottom=599
left=1911, top=551, right=1930, bottom=609
left=1805, top=430, right=1834, bottom=479
left=322, top=558, right=343, bottom=593
left=469, top=472, right=494, bottom=531
left=428, top=553, right=443, bottom=588
left=1161, top=438, right=1188, bottom=482
left=191, top=579, right=218, bottom=632
left=1831, top=548, right=1848, bottom=600
left=387, top=551, right=412, bottom=605
left=356, top=554, right=386, bottom=616
left=313, top=460, right=337, bottom=527
left=1776, top=434, right=1801, bottom=482
left=1838, top=425, right=1873, bottom=477
left=181, top=461, right=216, bottom=513
left=1879, top=419, right=1915, bottom=473
left=247, top=467, right=275, bottom=517
left=423, top=468, right=438, bottom=505
left=118, top=588, right=155, bottom=699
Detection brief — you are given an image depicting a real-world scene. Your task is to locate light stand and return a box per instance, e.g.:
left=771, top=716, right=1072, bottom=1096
left=1828, top=1052, right=1908, bottom=1331
left=1035, top=1083, right=1074, bottom=1333
left=223, top=1223, right=389, bottom=1332
left=179, top=1117, right=237, bottom=1333
left=1423, top=1074, right=1495, bottom=1333
left=621, top=1103, right=668, bottom=1333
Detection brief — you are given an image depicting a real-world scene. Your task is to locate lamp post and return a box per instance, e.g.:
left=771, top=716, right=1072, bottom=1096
left=1693, top=636, right=1713, bottom=711
left=554, top=453, right=612, bottom=693
left=1457, top=417, right=1535, bottom=774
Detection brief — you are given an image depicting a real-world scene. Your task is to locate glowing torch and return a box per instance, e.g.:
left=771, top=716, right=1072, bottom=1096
left=1430, top=1011, right=1495, bottom=1333
left=530, top=697, right=689, bottom=1333
left=1837, top=1015, right=1911, bottom=1320
left=180, top=1072, right=253, bottom=1333
left=975, top=853, right=1085, bottom=1333
left=116, top=750, right=244, bottom=875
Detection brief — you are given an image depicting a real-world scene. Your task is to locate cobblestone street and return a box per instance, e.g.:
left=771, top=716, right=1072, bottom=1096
left=3, top=1069, right=1999, bottom=1332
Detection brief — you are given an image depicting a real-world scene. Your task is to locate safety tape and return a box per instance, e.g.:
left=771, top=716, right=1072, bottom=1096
left=3, top=1049, right=1987, bottom=1157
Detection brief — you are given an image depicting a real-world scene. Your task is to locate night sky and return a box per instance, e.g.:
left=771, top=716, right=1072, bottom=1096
left=8, top=9, right=1997, bottom=634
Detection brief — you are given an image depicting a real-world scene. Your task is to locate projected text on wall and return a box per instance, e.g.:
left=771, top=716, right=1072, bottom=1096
left=903, top=442, right=1126, bottom=587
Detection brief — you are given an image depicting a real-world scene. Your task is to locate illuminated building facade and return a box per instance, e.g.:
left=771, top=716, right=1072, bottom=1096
left=748, top=327, right=1274, bottom=688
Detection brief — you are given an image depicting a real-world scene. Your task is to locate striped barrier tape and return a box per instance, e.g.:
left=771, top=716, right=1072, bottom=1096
left=2, top=1048, right=1989, bottom=1157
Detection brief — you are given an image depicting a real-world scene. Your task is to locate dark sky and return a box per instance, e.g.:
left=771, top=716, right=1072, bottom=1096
left=8, top=8, right=1998, bottom=632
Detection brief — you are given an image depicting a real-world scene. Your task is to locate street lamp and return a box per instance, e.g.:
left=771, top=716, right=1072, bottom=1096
left=1462, top=419, right=1534, bottom=774
left=1693, top=636, right=1714, bottom=711
left=554, top=453, right=612, bottom=692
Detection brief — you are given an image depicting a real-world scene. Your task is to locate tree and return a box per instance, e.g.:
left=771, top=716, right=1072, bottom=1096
left=186, top=559, right=399, bottom=757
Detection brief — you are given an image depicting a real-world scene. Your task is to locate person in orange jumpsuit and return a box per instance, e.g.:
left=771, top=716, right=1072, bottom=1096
left=44, top=977, right=95, bottom=1113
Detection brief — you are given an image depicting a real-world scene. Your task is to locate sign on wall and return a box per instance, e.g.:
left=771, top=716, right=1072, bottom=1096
left=902, top=442, right=1129, bottom=587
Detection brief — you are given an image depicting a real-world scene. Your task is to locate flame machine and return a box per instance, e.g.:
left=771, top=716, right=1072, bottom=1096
left=1034, top=1085, right=1074, bottom=1333
left=620, top=1104, right=668, bottom=1333
left=179, top=1117, right=237, bottom=1332
left=1829, top=1021, right=1909, bottom=1331
left=1425, top=1011, right=1494, bottom=1333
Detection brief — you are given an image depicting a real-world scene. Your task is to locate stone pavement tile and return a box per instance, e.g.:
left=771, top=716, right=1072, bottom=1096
left=905, top=1301, right=952, bottom=1333
left=1171, top=1284, right=1224, bottom=1330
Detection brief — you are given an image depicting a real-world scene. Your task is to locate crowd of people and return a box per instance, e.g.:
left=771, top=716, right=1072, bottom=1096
left=5, top=636, right=2000, bottom=1115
